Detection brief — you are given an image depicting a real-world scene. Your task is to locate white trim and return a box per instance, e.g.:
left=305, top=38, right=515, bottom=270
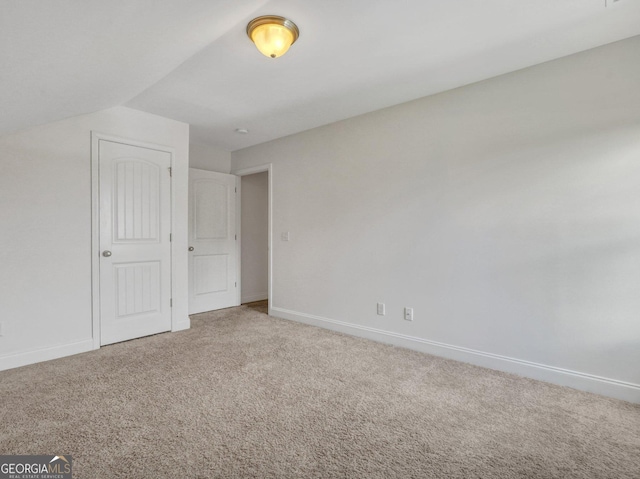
left=172, top=320, right=190, bottom=332
left=235, top=176, right=242, bottom=306
left=233, top=164, right=273, bottom=316
left=271, top=307, right=640, bottom=404
left=242, top=293, right=268, bottom=304
left=91, top=132, right=178, bottom=347
left=91, top=134, right=100, bottom=349
left=0, top=340, right=94, bottom=372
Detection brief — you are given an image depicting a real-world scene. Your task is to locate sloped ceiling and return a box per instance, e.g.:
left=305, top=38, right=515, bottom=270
left=2, top=0, right=640, bottom=151
left=0, top=0, right=266, bottom=136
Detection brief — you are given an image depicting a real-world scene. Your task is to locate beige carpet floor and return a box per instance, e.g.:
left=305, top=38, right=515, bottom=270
left=1, top=301, right=638, bottom=478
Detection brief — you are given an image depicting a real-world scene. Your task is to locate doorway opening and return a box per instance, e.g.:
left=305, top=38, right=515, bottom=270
left=235, top=165, right=272, bottom=315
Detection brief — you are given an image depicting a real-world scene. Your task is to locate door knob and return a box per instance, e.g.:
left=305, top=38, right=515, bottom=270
left=188, top=246, right=194, bottom=252
left=102, top=250, right=112, bottom=257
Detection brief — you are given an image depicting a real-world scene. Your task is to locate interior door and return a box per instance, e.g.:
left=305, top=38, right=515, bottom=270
left=99, top=139, right=172, bottom=345
left=188, top=168, right=238, bottom=314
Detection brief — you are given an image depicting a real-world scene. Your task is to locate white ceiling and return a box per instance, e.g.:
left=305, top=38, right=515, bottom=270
left=2, top=0, right=640, bottom=151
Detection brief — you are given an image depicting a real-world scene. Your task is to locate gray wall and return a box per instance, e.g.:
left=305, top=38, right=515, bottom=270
left=232, top=36, right=640, bottom=402
left=189, top=143, right=231, bottom=173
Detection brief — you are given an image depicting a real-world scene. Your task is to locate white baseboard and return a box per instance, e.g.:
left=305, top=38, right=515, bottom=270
left=242, top=292, right=268, bottom=304
left=271, top=307, right=640, bottom=404
left=0, top=320, right=192, bottom=372
left=0, top=339, right=95, bottom=372
left=172, top=318, right=191, bottom=332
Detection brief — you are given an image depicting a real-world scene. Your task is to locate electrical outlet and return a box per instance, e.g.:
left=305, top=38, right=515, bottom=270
left=404, top=307, right=413, bottom=321
left=377, top=303, right=385, bottom=316
left=281, top=231, right=290, bottom=241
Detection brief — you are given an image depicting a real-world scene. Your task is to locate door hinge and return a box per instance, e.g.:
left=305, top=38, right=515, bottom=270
left=235, top=187, right=237, bottom=193
left=170, top=298, right=173, bottom=307
left=168, top=167, right=172, bottom=177
left=235, top=282, right=237, bottom=288
left=235, top=234, right=237, bottom=240
left=169, top=233, right=172, bottom=242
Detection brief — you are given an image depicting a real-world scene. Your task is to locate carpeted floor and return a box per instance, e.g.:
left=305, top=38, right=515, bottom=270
left=1, top=301, right=638, bottom=478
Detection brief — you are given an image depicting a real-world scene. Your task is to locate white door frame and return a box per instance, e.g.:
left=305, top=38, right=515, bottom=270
left=91, top=132, right=177, bottom=349
left=234, top=164, right=273, bottom=315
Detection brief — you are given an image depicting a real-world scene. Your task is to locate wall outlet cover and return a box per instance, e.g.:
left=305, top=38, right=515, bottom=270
left=404, top=307, right=413, bottom=321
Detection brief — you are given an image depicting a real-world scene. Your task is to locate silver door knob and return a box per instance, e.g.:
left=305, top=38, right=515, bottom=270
left=102, top=250, right=112, bottom=257
left=188, top=246, right=194, bottom=252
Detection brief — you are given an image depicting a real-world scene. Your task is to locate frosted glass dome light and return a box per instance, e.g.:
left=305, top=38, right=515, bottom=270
left=247, top=16, right=299, bottom=59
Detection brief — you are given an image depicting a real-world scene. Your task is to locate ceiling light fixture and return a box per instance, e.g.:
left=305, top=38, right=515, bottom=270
left=247, top=15, right=299, bottom=59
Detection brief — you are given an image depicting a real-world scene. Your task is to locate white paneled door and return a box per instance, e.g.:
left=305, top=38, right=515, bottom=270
left=188, top=168, right=238, bottom=314
left=98, top=140, right=172, bottom=345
